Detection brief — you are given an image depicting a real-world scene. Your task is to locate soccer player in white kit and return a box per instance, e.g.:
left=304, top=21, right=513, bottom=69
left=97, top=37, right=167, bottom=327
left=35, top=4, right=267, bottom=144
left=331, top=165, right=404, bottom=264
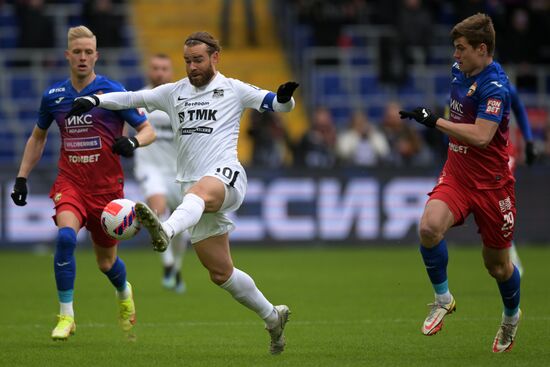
left=134, top=54, right=189, bottom=293
left=67, top=31, right=299, bottom=354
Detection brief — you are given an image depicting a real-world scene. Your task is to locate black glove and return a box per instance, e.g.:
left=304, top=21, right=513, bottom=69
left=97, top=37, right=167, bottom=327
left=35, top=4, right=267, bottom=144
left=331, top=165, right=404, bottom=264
left=112, top=136, right=139, bottom=157
left=399, top=107, right=439, bottom=128
left=11, top=177, right=28, bottom=206
left=525, top=141, right=537, bottom=166
left=66, top=95, right=100, bottom=119
left=276, top=81, right=300, bottom=103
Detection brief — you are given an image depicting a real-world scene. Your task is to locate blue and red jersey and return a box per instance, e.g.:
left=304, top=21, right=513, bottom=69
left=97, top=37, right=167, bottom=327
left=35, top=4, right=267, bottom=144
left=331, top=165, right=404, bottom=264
left=444, top=61, right=513, bottom=189
left=38, top=75, right=146, bottom=193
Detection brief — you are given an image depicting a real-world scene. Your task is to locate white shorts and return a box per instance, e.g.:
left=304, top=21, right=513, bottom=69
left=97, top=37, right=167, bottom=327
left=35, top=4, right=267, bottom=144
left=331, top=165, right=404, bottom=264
left=134, top=165, right=181, bottom=211
left=180, top=162, right=247, bottom=244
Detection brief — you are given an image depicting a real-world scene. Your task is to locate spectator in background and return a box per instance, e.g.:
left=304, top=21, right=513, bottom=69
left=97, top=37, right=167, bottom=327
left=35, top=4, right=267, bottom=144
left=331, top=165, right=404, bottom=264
left=220, top=0, right=258, bottom=47
left=297, top=0, right=366, bottom=64
left=381, top=101, right=429, bottom=166
left=15, top=0, right=54, bottom=49
left=336, top=110, right=389, bottom=166
left=498, top=8, right=538, bottom=91
left=294, top=106, right=336, bottom=168
left=396, top=0, right=433, bottom=65
left=248, top=110, right=290, bottom=168
left=82, top=0, right=125, bottom=48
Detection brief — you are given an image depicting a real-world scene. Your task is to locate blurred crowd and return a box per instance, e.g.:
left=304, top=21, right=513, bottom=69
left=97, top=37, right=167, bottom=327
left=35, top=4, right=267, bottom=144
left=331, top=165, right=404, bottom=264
left=248, top=104, right=439, bottom=169
left=10, top=0, right=126, bottom=49
left=248, top=103, right=550, bottom=169
left=289, top=0, right=550, bottom=89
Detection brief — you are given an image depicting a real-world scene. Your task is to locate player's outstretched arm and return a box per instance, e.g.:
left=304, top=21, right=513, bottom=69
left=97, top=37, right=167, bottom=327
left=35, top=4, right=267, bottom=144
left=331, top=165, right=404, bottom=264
left=272, top=81, right=299, bottom=112
left=400, top=106, right=498, bottom=148
left=11, top=126, right=48, bottom=206
left=66, top=89, right=165, bottom=119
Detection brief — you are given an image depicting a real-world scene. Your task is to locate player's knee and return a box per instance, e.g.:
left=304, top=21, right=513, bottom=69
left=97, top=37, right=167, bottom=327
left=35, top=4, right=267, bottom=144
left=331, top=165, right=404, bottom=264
left=485, top=262, right=511, bottom=281
left=96, top=256, right=116, bottom=272
left=209, top=268, right=232, bottom=285
left=57, top=227, right=77, bottom=250
left=419, top=222, right=443, bottom=247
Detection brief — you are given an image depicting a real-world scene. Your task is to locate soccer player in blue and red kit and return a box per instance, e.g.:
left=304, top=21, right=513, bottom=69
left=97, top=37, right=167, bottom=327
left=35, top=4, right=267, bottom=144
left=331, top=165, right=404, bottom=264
left=399, top=14, right=521, bottom=353
left=10, top=26, right=156, bottom=340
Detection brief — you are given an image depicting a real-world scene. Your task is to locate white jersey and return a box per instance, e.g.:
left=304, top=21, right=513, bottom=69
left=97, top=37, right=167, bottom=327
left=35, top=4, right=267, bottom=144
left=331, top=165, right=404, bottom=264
left=140, top=72, right=272, bottom=182
left=134, top=85, right=177, bottom=175
left=97, top=72, right=295, bottom=181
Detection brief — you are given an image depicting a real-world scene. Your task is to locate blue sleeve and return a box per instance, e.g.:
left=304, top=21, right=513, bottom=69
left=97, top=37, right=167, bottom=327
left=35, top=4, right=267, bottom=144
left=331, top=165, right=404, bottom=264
left=117, top=108, right=147, bottom=128
left=107, top=78, right=147, bottom=127
left=477, top=81, right=507, bottom=123
left=509, top=84, right=533, bottom=141
left=37, top=92, right=53, bottom=129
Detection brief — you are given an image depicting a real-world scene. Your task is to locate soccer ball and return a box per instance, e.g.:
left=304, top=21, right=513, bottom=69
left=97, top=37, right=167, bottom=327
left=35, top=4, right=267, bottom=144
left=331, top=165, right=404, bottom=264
left=101, top=198, right=140, bottom=240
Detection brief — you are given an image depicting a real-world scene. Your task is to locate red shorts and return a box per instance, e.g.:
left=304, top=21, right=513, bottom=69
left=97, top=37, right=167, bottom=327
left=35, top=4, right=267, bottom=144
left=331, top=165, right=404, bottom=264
left=49, top=177, right=124, bottom=248
left=428, top=175, right=516, bottom=249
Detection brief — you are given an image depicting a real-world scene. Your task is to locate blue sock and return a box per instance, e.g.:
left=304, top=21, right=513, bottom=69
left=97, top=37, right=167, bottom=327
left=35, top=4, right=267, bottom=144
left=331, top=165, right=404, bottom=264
left=420, top=239, right=449, bottom=294
left=103, top=257, right=127, bottom=292
left=54, top=227, right=77, bottom=303
left=498, top=265, right=521, bottom=316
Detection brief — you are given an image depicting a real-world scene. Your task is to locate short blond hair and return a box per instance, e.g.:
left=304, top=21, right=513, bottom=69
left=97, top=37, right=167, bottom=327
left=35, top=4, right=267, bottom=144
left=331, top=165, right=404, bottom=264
left=67, top=25, right=96, bottom=48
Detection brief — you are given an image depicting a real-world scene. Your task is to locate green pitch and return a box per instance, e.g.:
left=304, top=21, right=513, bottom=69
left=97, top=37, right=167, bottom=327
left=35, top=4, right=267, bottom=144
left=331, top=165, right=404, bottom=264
left=0, top=245, right=549, bottom=367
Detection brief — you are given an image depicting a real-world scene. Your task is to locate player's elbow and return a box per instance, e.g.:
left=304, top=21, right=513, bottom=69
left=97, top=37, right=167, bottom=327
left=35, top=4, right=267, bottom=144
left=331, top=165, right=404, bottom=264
left=473, top=138, right=491, bottom=149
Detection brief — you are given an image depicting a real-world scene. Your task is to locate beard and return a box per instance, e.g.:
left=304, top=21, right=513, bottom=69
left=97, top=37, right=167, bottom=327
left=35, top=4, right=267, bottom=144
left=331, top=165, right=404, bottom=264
left=188, top=66, right=215, bottom=87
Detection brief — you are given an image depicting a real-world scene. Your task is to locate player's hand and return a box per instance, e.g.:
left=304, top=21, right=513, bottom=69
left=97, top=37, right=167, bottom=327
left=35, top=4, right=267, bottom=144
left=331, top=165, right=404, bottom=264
left=276, top=81, right=300, bottom=103
left=66, top=95, right=100, bottom=119
left=112, top=136, right=139, bottom=157
left=11, top=177, right=28, bottom=206
left=399, top=107, right=439, bottom=128
left=525, top=141, right=537, bottom=166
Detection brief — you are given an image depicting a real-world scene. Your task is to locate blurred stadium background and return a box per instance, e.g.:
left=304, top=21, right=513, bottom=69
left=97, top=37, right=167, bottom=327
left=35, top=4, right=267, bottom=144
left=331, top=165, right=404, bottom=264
left=0, top=1, right=549, bottom=365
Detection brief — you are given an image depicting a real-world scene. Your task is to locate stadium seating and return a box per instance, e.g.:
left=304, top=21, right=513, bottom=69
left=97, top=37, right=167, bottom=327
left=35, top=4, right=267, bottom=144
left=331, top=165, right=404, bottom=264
left=0, top=2, right=144, bottom=163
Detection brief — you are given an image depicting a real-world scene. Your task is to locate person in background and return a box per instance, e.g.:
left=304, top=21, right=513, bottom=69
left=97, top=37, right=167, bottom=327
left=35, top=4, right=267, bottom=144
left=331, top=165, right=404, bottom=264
left=336, top=109, right=390, bottom=166
left=134, top=54, right=190, bottom=293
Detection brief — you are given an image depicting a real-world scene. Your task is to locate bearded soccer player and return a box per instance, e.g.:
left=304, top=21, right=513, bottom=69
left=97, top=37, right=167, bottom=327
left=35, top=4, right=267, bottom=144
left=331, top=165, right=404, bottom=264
left=399, top=14, right=521, bottom=352
left=66, top=31, right=298, bottom=354
left=10, top=26, right=156, bottom=340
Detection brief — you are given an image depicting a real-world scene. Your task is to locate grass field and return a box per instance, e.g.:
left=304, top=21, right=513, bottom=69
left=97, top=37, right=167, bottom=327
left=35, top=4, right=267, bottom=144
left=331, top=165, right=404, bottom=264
left=1, top=244, right=549, bottom=367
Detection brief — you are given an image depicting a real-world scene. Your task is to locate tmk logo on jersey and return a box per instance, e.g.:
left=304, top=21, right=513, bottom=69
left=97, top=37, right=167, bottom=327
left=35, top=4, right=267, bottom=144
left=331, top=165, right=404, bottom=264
left=467, top=82, right=477, bottom=97
left=66, top=114, right=93, bottom=126
left=485, top=98, right=502, bottom=116
left=450, top=98, right=463, bottom=114
left=178, top=109, right=218, bottom=123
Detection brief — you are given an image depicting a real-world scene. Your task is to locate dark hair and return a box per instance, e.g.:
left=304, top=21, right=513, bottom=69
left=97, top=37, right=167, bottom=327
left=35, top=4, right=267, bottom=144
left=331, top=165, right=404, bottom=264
left=451, top=13, right=495, bottom=55
left=184, top=31, right=221, bottom=55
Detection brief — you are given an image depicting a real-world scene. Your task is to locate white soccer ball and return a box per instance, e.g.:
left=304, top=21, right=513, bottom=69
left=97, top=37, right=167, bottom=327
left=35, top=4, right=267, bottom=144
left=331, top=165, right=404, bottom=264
left=101, top=198, right=140, bottom=240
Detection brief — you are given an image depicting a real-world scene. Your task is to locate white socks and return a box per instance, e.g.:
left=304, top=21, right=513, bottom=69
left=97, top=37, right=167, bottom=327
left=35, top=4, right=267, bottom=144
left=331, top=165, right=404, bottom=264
left=60, top=302, right=74, bottom=317
left=220, top=268, right=275, bottom=322
left=435, top=291, right=452, bottom=305
left=503, top=311, right=520, bottom=325
left=163, top=194, right=205, bottom=238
